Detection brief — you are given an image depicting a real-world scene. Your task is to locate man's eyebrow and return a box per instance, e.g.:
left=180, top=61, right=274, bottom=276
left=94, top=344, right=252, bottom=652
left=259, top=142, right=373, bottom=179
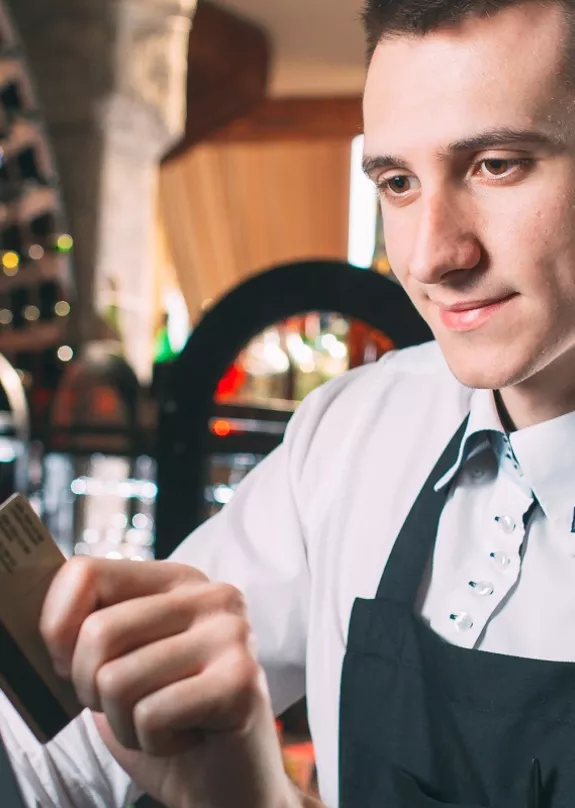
left=362, top=154, right=409, bottom=177
left=444, top=127, right=566, bottom=153
left=362, top=127, right=566, bottom=178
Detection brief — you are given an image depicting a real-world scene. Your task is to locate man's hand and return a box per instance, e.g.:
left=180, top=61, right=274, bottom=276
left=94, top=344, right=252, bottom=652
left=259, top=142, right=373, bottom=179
left=40, top=557, right=294, bottom=808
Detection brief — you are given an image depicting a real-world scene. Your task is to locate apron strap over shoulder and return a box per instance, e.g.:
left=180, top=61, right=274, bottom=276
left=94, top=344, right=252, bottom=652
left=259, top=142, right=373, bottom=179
left=375, top=415, right=469, bottom=605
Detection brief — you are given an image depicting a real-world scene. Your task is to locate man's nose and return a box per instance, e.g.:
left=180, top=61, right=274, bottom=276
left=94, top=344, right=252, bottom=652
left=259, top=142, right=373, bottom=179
left=407, top=192, right=482, bottom=285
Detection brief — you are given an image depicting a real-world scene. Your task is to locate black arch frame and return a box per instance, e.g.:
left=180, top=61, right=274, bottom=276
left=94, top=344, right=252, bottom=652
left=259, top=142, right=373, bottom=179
left=154, top=260, right=432, bottom=557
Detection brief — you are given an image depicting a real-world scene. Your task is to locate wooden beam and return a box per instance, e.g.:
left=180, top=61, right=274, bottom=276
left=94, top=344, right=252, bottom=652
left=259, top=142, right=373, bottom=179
left=207, top=96, right=364, bottom=143
left=164, top=1, right=271, bottom=162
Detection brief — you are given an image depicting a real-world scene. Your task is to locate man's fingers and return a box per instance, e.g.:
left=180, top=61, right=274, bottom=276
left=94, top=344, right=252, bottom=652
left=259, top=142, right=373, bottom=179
left=70, top=590, right=197, bottom=708
left=38, top=555, right=264, bottom=766
left=69, top=581, right=249, bottom=707
left=93, top=710, right=204, bottom=768
left=94, top=614, right=251, bottom=749
left=131, top=647, right=264, bottom=756
left=40, top=557, right=206, bottom=674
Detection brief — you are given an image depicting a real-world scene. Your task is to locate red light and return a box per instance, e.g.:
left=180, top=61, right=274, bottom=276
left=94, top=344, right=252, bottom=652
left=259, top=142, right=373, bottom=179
left=212, top=419, right=232, bottom=437
left=216, top=363, right=247, bottom=399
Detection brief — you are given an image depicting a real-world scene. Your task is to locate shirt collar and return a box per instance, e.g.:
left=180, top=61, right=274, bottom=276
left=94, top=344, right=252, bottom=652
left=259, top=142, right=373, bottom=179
left=434, top=388, right=505, bottom=492
left=509, top=411, right=575, bottom=530
left=434, top=388, right=575, bottom=531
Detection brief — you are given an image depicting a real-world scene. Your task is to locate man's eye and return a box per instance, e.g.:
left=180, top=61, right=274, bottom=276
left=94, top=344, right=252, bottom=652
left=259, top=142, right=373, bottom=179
left=389, top=176, right=410, bottom=192
left=379, top=175, right=416, bottom=196
left=481, top=158, right=513, bottom=176
left=478, top=158, right=531, bottom=178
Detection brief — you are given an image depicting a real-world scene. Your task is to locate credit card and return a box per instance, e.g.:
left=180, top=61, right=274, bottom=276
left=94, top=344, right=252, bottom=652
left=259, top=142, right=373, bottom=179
left=0, top=494, right=82, bottom=742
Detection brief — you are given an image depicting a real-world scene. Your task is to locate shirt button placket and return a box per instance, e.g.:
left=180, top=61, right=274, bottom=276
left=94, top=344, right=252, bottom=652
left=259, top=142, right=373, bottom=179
left=489, top=513, right=517, bottom=571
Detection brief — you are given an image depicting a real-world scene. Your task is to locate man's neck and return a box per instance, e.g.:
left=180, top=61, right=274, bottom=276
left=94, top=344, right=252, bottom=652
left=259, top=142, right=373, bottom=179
left=497, top=350, right=575, bottom=431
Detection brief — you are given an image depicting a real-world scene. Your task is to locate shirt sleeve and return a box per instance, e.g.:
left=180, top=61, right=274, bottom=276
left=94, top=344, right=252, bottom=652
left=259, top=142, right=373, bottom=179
left=169, top=423, right=311, bottom=715
left=0, top=382, right=319, bottom=808
left=1, top=693, right=139, bottom=808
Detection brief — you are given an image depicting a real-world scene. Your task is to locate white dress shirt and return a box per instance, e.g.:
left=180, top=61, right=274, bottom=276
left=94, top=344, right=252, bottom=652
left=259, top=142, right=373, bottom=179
left=3, top=340, right=575, bottom=808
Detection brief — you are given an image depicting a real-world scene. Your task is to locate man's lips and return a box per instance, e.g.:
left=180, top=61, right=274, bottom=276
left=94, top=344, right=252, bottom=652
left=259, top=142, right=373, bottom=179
left=435, top=294, right=517, bottom=332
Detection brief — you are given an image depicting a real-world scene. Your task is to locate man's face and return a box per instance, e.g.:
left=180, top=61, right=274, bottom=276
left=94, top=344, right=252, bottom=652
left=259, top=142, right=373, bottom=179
left=363, top=1, right=575, bottom=390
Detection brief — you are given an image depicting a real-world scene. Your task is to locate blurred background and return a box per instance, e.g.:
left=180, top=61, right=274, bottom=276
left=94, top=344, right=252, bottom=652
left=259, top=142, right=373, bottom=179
left=0, top=0, right=431, bottom=797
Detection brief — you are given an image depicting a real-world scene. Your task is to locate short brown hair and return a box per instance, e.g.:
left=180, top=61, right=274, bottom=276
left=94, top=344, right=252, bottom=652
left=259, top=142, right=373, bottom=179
left=362, top=0, right=572, bottom=62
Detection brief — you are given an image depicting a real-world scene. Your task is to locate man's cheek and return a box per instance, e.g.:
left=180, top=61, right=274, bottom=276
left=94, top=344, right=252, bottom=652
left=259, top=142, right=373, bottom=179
left=385, top=250, right=410, bottom=291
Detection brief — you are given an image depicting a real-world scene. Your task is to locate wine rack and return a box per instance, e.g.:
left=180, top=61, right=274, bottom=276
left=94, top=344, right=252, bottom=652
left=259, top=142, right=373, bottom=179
left=0, top=1, right=73, bottom=362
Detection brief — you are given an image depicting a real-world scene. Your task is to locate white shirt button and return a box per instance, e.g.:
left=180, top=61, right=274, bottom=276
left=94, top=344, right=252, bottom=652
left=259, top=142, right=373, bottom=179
left=450, top=613, right=474, bottom=631
left=490, top=551, right=510, bottom=568
left=469, top=580, right=494, bottom=596
left=495, top=515, right=516, bottom=534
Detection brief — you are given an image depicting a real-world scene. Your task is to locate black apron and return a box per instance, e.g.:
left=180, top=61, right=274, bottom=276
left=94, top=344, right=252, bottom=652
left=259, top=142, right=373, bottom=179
left=339, top=418, right=575, bottom=808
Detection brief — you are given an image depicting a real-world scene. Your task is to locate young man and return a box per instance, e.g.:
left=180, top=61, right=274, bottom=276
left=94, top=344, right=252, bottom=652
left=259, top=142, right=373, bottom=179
left=4, top=0, right=575, bottom=805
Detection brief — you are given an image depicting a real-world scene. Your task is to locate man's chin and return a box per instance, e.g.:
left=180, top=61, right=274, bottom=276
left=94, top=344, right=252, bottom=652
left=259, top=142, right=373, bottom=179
left=439, top=344, right=528, bottom=391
